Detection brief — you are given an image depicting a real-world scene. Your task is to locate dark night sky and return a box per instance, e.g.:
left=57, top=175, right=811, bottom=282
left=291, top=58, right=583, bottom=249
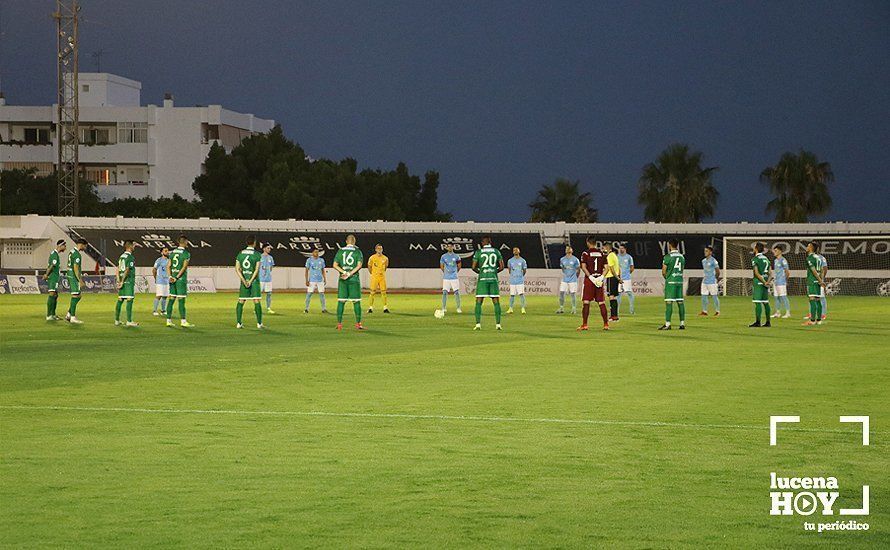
left=2, top=1, right=888, bottom=222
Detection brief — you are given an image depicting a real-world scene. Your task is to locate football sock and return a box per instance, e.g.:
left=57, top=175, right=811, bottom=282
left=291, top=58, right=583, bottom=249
left=493, top=301, right=502, bottom=323
left=320, top=293, right=327, bottom=310
left=571, top=294, right=577, bottom=309
left=820, top=296, right=827, bottom=315
left=764, top=303, right=771, bottom=319
left=782, top=296, right=791, bottom=313
left=255, top=302, right=263, bottom=323
left=581, top=303, right=590, bottom=324
left=665, top=302, right=673, bottom=324
left=475, top=301, right=482, bottom=323
left=47, top=295, right=54, bottom=317
left=178, top=299, right=186, bottom=320
left=509, top=295, right=515, bottom=308
left=599, top=302, right=609, bottom=324
left=159, top=297, right=167, bottom=313
left=266, top=293, right=272, bottom=309
left=755, top=303, right=762, bottom=323
left=520, top=294, right=526, bottom=308
left=627, top=292, right=635, bottom=313
left=115, top=299, right=123, bottom=321
left=610, top=298, right=618, bottom=317
left=353, top=301, right=362, bottom=322
left=382, top=291, right=387, bottom=306
left=558, top=292, right=565, bottom=307
left=305, top=292, right=312, bottom=310
left=809, top=300, right=817, bottom=321
left=713, top=295, right=720, bottom=312
left=702, top=295, right=708, bottom=311
left=166, top=298, right=175, bottom=319
left=454, top=291, right=461, bottom=310
left=126, top=300, right=133, bottom=322
left=369, top=292, right=376, bottom=308
left=678, top=301, right=686, bottom=322
left=442, top=291, right=448, bottom=310
left=153, top=297, right=160, bottom=311
left=815, top=300, right=822, bottom=320
left=69, top=296, right=80, bottom=316
left=336, top=301, right=345, bottom=322
left=236, top=301, right=244, bottom=324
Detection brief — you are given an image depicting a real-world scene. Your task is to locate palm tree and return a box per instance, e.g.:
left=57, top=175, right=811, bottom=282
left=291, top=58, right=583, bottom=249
left=637, top=144, right=719, bottom=223
left=529, top=178, right=598, bottom=222
left=760, top=150, right=833, bottom=222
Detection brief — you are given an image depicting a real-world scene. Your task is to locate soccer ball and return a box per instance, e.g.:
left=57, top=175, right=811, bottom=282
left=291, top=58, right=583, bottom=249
left=434, top=309, right=445, bottom=319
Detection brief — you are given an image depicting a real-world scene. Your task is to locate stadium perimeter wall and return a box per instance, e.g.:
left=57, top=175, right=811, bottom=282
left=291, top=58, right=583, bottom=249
left=1, top=215, right=888, bottom=291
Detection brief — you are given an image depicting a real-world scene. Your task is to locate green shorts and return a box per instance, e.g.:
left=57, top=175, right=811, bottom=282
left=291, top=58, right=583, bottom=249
left=47, top=275, right=59, bottom=293
left=239, top=279, right=261, bottom=299
left=337, top=278, right=362, bottom=301
left=171, top=277, right=188, bottom=298
left=807, top=281, right=823, bottom=298
left=68, top=276, right=81, bottom=295
left=475, top=279, right=500, bottom=298
left=752, top=284, right=769, bottom=303
left=664, top=283, right=684, bottom=301
left=118, top=281, right=135, bottom=299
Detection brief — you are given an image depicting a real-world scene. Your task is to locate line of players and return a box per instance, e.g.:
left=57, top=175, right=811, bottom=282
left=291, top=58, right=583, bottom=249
left=41, top=234, right=830, bottom=330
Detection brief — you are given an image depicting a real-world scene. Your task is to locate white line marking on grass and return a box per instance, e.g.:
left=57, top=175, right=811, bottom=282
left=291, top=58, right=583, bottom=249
left=0, top=405, right=864, bottom=435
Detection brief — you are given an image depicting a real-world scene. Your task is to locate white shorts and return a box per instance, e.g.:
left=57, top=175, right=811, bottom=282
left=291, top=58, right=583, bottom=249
left=307, top=281, right=325, bottom=293
left=773, top=284, right=787, bottom=297
left=155, top=283, right=169, bottom=297
left=559, top=281, right=577, bottom=294
left=509, top=284, right=525, bottom=296
left=701, top=283, right=720, bottom=296
left=618, top=280, right=632, bottom=293
left=442, top=279, right=460, bottom=293
left=260, top=281, right=273, bottom=293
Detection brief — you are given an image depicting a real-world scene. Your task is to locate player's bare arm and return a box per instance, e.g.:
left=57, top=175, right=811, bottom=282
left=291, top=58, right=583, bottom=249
left=235, top=261, right=247, bottom=286
left=498, top=259, right=505, bottom=272
left=74, top=261, right=82, bottom=285
left=305, top=266, right=310, bottom=286
left=118, top=265, right=129, bottom=289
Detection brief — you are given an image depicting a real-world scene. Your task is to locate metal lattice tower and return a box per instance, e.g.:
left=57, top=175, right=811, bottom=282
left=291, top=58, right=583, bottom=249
left=54, top=0, right=80, bottom=216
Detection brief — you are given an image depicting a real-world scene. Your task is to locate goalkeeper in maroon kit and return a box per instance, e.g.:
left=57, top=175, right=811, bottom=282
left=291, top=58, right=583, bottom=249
left=578, top=236, right=613, bottom=331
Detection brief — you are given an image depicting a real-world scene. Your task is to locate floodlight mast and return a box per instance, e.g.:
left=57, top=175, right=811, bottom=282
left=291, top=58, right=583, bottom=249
left=54, top=0, right=80, bottom=216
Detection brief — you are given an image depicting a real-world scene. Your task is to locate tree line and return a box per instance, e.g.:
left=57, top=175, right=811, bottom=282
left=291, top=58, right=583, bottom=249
left=529, top=145, right=834, bottom=223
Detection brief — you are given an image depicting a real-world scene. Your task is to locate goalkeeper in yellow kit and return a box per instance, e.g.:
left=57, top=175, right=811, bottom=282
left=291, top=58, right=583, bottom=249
left=367, top=243, right=390, bottom=313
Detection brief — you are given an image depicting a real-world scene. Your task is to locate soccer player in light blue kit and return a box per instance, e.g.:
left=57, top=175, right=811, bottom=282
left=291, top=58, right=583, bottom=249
left=152, top=247, right=170, bottom=316
left=817, top=253, right=828, bottom=319
left=260, top=244, right=275, bottom=313
left=507, top=247, right=527, bottom=314
left=771, top=246, right=791, bottom=318
left=700, top=246, right=721, bottom=316
left=557, top=246, right=581, bottom=314
left=617, top=244, right=635, bottom=314
left=304, top=248, right=327, bottom=313
left=440, top=244, right=462, bottom=313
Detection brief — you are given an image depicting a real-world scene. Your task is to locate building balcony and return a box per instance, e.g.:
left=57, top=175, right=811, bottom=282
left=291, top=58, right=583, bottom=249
left=78, top=142, right=152, bottom=164
left=0, top=143, right=55, bottom=164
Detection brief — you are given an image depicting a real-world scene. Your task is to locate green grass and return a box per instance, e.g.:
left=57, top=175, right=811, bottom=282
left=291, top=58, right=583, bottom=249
left=1, top=293, right=888, bottom=548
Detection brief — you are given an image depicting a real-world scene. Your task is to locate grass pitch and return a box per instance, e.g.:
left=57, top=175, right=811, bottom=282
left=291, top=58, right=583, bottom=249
left=1, top=293, right=888, bottom=547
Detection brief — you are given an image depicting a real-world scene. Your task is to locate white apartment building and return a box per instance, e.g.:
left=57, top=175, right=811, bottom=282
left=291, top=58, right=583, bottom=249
left=0, top=73, right=275, bottom=201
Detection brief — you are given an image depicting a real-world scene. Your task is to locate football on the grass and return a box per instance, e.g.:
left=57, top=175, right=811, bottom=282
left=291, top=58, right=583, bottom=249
left=434, top=309, right=445, bottom=319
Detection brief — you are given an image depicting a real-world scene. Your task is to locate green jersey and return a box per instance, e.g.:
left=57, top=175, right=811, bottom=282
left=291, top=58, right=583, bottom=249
left=67, top=249, right=82, bottom=278
left=169, top=247, right=191, bottom=280
left=236, top=246, right=262, bottom=279
left=333, top=245, right=363, bottom=281
left=662, top=250, right=685, bottom=284
left=117, top=251, right=136, bottom=283
left=752, top=253, right=770, bottom=286
left=473, top=245, right=503, bottom=282
left=806, top=253, right=822, bottom=284
left=47, top=250, right=61, bottom=278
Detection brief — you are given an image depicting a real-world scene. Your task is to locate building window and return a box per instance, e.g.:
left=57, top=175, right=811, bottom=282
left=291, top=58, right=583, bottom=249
left=23, top=128, right=51, bottom=144
left=118, top=122, right=148, bottom=143
left=82, top=84, right=90, bottom=92
left=83, top=167, right=117, bottom=185
left=80, top=128, right=112, bottom=145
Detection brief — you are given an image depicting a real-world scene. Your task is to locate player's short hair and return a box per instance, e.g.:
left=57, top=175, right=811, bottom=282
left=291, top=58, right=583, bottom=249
left=56, top=239, right=66, bottom=246
left=704, top=245, right=713, bottom=253
left=668, top=238, right=679, bottom=248
left=772, top=245, right=782, bottom=251
left=586, top=236, right=596, bottom=245
left=754, top=242, right=765, bottom=253
left=481, top=236, right=491, bottom=245
left=346, top=234, right=356, bottom=243
left=602, top=242, right=613, bottom=249
left=619, top=243, right=627, bottom=250
left=178, top=234, right=188, bottom=243
left=123, top=239, right=134, bottom=247
left=75, top=238, right=87, bottom=245
left=246, top=235, right=257, bottom=246
left=263, top=243, right=272, bottom=250
left=807, top=241, right=817, bottom=250
left=375, top=243, right=383, bottom=249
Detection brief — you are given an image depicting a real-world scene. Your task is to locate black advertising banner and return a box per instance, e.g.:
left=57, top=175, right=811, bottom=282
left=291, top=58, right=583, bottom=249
left=68, top=228, right=547, bottom=268
left=558, top=234, right=723, bottom=269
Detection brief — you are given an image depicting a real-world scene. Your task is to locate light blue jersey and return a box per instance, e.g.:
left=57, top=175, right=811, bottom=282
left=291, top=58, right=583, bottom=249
left=560, top=255, right=580, bottom=283
left=306, top=256, right=325, bottom=282
left=817, top=254, right=828, bottom=269
left=773, top=257, right=789, bottom=285
left=617, top=253, right=634, bottom=280
left=259, top=254, right=274, bottom=283
left=440, top=252, right=461, bottom=280
left=507, top=256, right=527, bottom=284
left=153, top=257, right=170, bottom=285
left=702, top=256, right=719, bottom=284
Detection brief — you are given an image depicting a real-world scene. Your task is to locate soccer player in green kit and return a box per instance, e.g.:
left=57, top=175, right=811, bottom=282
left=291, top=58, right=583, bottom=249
left=472, top=236, right=505, bottom=331
left=166, top=235, right=195, bottom=327
left=114, top=240, right=139, bottom=327
left=749, top=242, right=772, bottom=327
left=803, top=241, right=826, bottom=326
left=333, top=234, right=364, bottom=330
left=659, top=239, right=686, bottom=330
left=42, top=239, right=66, bottom=321
left=65, top=238, right=87, bottom=324
left=235, top=235, right=265, bottom=329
